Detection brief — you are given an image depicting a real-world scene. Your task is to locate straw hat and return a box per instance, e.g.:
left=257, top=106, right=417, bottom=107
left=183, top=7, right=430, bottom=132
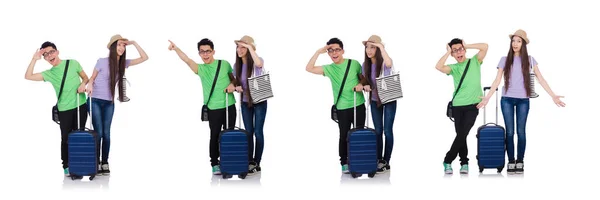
left=234, top=35, right=256, bottom=50
left=509, top=29, right=529, bottom=44
left=107, top=34, right=128, bottom=49
left=362, top=35, right=382, bottom=46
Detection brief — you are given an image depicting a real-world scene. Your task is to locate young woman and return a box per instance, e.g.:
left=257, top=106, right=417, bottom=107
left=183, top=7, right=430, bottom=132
left=361, top=35, right=396, bottom=173
left=478, top=29, right=566, bottom=173
left=86, top=34, right=149, bottom=175
left=233, top=35, right=266, bottom=175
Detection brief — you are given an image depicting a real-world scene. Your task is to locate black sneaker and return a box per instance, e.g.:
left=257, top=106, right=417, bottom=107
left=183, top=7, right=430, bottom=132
left=101, top=163, right=111, bottom=176
left=248, top=162, right=259, bottom=175
left=377, top=160, right=389, bottom=173
left=507, top=161, right=516, bottom=174
left=515, top=161, right=524, bottom=173
left=97, top=164, right=104, bottom=176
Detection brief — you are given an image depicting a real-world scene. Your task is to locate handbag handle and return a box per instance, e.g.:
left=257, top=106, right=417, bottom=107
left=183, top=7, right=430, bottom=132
left=378, top=62, right=396, bottom=78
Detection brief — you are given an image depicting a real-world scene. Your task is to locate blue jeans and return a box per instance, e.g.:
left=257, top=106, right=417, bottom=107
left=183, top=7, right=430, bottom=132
left=370, top=100, right=397, bottom=163
left=500, top=97, right=530, bottom=162
left=87, top=97, right=115, bottom=164
left=241, top=101, right=268, bottom=165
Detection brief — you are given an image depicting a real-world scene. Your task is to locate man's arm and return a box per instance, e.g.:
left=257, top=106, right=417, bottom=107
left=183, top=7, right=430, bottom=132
left=464, top=42, right=489, bottom=63
left=225, top=72, right=236, bottom=93
left=435, top=45, right=452, bottom=74
left=77, top=69, right=89, bottom=93
left=306, top=45, right=329, bottom=75
left=24, top=49, right=45, bottom=81
left=168, top=40, right=198, bottom=74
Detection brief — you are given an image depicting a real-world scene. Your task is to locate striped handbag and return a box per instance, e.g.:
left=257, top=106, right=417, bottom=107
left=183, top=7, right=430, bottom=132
left=375, top=65, right=403, bottom=104
left=247, top=67, right=274, bottom=104
left=528, top=57, right=539, bottom=98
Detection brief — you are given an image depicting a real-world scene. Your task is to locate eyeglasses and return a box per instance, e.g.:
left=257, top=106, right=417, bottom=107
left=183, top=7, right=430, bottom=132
left=327, top=48, right=342, bottom=53
left=451, top=47, right=465, bottom=53
left=199, top=50, right=213, bottom=54
left=42, top=50, right=56, bottom=57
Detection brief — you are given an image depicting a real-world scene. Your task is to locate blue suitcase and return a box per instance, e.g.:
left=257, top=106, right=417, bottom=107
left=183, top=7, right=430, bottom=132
left=68, top=96, right=99, bottom=180
left=219, top=93, right=249, bottom=179
left=347, top=91, right=378, bottom=178
left=476, top=87, right=506, bottom=173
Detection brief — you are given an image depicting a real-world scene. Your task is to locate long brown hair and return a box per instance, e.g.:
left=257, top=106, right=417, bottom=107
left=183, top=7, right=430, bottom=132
left=363, top=47, right=383, bottom=85
left=363, top=46, right=384, bottom=106
left=109, top=42, right=126, bottom=102
left=234, top=48, right=255, bottom=106
left=503, top=36, right=531, bottom=96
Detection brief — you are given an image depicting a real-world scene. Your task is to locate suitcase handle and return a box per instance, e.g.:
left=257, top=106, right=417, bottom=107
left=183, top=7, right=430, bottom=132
left=353, top=88, right=357, bottom=129
left=224, top=90, right=241, bottom=130
left=483, top=86, right=498, bottom=125
left=76, top=91, right=92, bottom=131
left=352, top=87, right=369, bottom=129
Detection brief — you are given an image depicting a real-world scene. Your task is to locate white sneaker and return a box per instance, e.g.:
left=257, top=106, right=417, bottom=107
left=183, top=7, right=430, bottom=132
left=515, top=162, right=524, bottom=173
left=97, top=164, right=103, bottom=176
left=101, top=164, right=110, bottom=176
left=377, top=160, right=389, bottom=173
left=507, top=163, right=516, bottom=174
left=248, top=163, right=258, bottom=176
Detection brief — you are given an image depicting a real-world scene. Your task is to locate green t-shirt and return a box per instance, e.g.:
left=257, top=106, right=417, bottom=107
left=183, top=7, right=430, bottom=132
left=198, top=59, right=236, bottom=110
left=448, top=55, right=483, bottom=106
left=323, top=59, right=366, bottom=110
left=42, top=59, right=86, bottom=111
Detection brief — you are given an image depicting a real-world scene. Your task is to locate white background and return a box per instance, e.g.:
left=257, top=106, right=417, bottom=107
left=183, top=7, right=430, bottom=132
left=1, top=0, right=598, bottom=199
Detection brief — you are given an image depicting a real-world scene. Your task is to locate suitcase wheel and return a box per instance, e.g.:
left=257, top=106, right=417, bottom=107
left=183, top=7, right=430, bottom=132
left=479, top=167, right=484, bottom=173
left=222, top=173, right=228, bottom=179
left=368, top=172, right=376, bottom=178
left=89, top=175, right=95, bottom=181
left=497, top=167, right=503, bottom=173
left=70, top=175, right=82, bottom=180
left=351, top=172, right=359, bottom=178
left=239, top=173, right=247, bottom=179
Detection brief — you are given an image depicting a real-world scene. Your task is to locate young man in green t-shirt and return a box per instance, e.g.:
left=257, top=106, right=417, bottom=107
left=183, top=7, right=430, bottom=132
left=435, top=38, right=488, bottom=174
left=168, top=38, right=236, bottom=175
left=25, top=41, right=90, bottom=177
left=306, top=38, right=370, bottom=174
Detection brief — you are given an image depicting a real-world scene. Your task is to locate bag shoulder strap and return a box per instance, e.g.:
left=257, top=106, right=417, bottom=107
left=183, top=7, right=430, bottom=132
left=56, top=60, right=71, bottom=104
left=206, top=60, right=222, bottom=105
left=335, top=59, right=353, bottom=106
left=451, top=59, right=471, bottom=101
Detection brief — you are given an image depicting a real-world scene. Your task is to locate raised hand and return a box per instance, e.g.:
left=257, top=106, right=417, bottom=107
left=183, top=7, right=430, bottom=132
left=168, top=40, right=177, bottom=51
left=367, top=42, right=384, bottom=49
left=237, top=42, right=252, bottom=49
left=317, top=45, right=330, bottom=54
left=33, top=49, right=44, bottom=60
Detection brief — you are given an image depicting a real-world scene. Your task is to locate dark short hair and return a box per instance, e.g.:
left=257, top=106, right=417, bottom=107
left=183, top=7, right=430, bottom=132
left=197, top=38, right=214, bottom=51
left=327, top=38, right=344, bottom=49
left=448, top=38, right=463, bottom=48
left=40, top=41, right=57, bottom=50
